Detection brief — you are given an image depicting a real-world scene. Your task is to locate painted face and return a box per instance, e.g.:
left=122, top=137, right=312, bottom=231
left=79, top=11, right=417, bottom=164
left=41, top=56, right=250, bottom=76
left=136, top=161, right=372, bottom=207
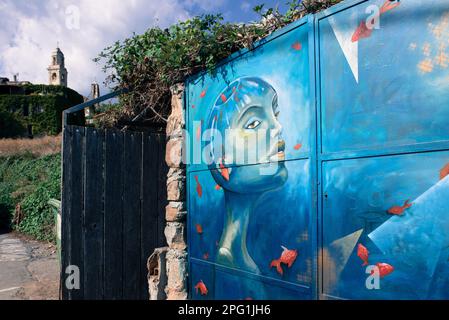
left=205, top=77, right=288, bottom=193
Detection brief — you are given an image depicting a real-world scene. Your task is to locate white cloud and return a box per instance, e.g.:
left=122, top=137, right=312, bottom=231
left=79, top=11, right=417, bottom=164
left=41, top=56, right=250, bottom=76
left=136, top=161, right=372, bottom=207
left=240, top=1, right=252, bottom=12
left=0, top=0, right=198, bottom=96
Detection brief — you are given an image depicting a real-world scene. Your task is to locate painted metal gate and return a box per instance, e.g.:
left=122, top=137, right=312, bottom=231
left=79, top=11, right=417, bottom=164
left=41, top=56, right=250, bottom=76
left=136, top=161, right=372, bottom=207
left=61, top=125, right=167, bottom=299
left=186, top=0, right=449, bottom=300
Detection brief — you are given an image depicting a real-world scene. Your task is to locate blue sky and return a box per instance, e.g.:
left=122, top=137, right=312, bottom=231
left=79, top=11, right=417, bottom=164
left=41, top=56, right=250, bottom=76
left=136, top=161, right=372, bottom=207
left=0, top=0, right=291, bottom=97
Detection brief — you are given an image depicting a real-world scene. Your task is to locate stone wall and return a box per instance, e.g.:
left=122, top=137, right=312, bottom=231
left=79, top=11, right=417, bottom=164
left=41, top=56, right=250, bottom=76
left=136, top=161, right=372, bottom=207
left=164, top=83, right=188, bottom=300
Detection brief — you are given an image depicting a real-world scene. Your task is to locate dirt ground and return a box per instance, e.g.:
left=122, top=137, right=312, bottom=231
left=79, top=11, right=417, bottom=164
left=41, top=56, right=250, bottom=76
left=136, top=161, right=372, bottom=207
left=0, top=231, right=59, bottom=300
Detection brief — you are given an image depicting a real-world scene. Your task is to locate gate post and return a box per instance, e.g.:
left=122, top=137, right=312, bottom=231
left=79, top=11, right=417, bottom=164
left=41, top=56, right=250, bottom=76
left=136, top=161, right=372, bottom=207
left=164, top=83, right=188, bottom=300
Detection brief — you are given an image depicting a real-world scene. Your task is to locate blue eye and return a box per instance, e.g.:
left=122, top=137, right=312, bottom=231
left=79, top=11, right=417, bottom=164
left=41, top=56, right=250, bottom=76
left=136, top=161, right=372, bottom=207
left=245, top=119, right=261, bottom=129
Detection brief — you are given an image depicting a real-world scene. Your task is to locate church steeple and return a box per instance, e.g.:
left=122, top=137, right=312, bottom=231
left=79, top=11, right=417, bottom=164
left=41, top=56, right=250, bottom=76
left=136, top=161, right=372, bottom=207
left=47, top=46, right=68, bottom=87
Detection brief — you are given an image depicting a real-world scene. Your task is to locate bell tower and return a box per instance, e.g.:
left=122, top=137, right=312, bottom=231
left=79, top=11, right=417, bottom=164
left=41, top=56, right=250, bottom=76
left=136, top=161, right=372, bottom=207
left=47, top=46, right=68, bottom=87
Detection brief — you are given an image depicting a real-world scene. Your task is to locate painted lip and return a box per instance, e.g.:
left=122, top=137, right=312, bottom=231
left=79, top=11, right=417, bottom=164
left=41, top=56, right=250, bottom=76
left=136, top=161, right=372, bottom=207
left=268, top=139, right=286, bottom=162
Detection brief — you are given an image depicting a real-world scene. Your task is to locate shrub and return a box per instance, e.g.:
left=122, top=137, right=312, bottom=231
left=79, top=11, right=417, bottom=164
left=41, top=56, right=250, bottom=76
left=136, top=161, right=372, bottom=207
left=0, top=153, right=60, bottom=241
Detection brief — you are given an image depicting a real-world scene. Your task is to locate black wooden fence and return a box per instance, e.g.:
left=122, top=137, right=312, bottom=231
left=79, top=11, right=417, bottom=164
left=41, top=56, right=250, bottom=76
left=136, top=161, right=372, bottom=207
left=61, top=125, right=167, bottom=300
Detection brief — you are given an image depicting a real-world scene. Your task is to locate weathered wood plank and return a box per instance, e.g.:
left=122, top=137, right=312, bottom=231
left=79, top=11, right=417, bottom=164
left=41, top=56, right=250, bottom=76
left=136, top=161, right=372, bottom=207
left=61, top=125, right=72, bottom=300
left=83, top=127, right=105, bottom=299
left=157, top=133, right=169, bottom=247
left=140, top=132, right=160, bottom=299
left=64, top=125, right=85, bottom=300
left=123, top=131, right=143, bottom=299
left=104, top=129, right=124, bottom=299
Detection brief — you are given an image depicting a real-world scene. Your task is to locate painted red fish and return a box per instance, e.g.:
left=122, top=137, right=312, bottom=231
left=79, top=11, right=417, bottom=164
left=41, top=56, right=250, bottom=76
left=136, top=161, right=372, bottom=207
left=194, top=280, right=208, bottom=295
left=387, top=200, right=412, bottom=215
left=200, top=90, right=206, bottom=98
left=203, top=252, right=209, bottom=260
left=244, top=297, right=253, bottom=300
left=357, top=243, right=369, bottom=266
left=219, top=162, right=230, bottom=181
left=291, top=42, right=302, bottom=51
left=380, top=0, right=401, bottom=15
left=374, top=262, right=394, bottom=278
left=196, top=121, right=202, bottom=141
left=352, top=0, right=400, bottom=43
left=191, top=104, right=195, bottom=109
left=220, top=94, right=227, bottom=103
left=352, top=21, right=373, bottom=42
left=270, top=246, right=298, bottom=275
left=195, top=223, right=203, bottom=234
left=234, top=95, right=240, bottom=103
left=194, top=175, right=202, bottom=198
left=440, top=162, right=449, bottom=180
left=215, top=184, right=221, bottom=190
left=294, top=143, right=302, bottom=151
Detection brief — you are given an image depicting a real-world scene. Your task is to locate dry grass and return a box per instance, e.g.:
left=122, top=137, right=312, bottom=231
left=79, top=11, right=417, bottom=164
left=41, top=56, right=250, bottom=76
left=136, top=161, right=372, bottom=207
left=0, top=135, right=61, bottom=157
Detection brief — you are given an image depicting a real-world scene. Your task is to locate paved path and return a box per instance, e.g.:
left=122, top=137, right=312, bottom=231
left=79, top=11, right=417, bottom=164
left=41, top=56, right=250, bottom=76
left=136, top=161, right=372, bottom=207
left=0, top=232, right=59, bottom=300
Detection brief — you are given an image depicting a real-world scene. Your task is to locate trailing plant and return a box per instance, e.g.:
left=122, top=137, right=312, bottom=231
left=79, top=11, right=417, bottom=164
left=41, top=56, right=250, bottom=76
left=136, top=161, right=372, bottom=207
left=95, top=0, right=342, bottom=128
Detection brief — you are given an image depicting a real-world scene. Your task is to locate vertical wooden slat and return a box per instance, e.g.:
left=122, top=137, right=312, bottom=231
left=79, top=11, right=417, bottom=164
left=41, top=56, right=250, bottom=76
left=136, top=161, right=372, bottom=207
left=65, top=126, right=85, bottom=300
left=104, top=129, right=124, bottom=299
left=157, top=134, right=168, bottom=247
left=123, top=131, right=143, bottom=299
left=61, top=125, right=72, bottom=300
left=83, top=127, right=105, bottom=299
left=140, top=132, right=160, bottom=299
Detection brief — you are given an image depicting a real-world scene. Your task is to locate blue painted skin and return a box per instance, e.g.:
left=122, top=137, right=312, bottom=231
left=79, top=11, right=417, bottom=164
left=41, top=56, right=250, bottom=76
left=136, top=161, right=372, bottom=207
left=205, top=77, right=288, bottom=299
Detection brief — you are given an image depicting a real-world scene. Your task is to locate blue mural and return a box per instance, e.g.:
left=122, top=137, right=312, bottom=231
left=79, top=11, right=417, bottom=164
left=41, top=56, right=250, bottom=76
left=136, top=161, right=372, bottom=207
left=187, top=19, right=314, bottom=300
left=319, top=0, right=449, bottom=300
left=187, top=0, right=449, bottom=300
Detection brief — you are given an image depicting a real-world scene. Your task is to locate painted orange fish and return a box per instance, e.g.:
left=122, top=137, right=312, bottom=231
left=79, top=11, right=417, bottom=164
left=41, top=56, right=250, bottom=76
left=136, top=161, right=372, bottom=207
left=195, top=223, right=203, bottom=234
left=220, top=94, right=227, bottom=103
left=291, top=42, right=302, bottom=51
left=294, top=143, right=302, bottom=151
left=194, top=175, right=202, bottom=198
left=440, top=162, right=449, bottom=180
left=380, top=0, right=401, bottom=15
left=357, top=243, right=369, bottom=266
left=215, top=184, right=221, bottom=190
left=194, top=280, right=208, bottom=295
left=352, top=21, right=373, bottom=42
left=219, top=162, right=230, bottom=181
left=270, top=246, right=298, bottom=275
left=200, top=90, right=206, bottom=98
left=234, top=95, right=240, bottom=103
left=203, top=252, right=209, bottom=260
left=387, top=200, right=412, bottom=215
left=374, top=262, right=394, bottom=278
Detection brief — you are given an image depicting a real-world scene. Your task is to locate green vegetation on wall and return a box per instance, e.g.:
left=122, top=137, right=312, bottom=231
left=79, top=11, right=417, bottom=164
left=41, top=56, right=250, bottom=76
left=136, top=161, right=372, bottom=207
left=0, top=84, right=84, bottom=137
left=0, top=153, right=60, bottom=242
left=95, top=0, right=342, bottom=128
